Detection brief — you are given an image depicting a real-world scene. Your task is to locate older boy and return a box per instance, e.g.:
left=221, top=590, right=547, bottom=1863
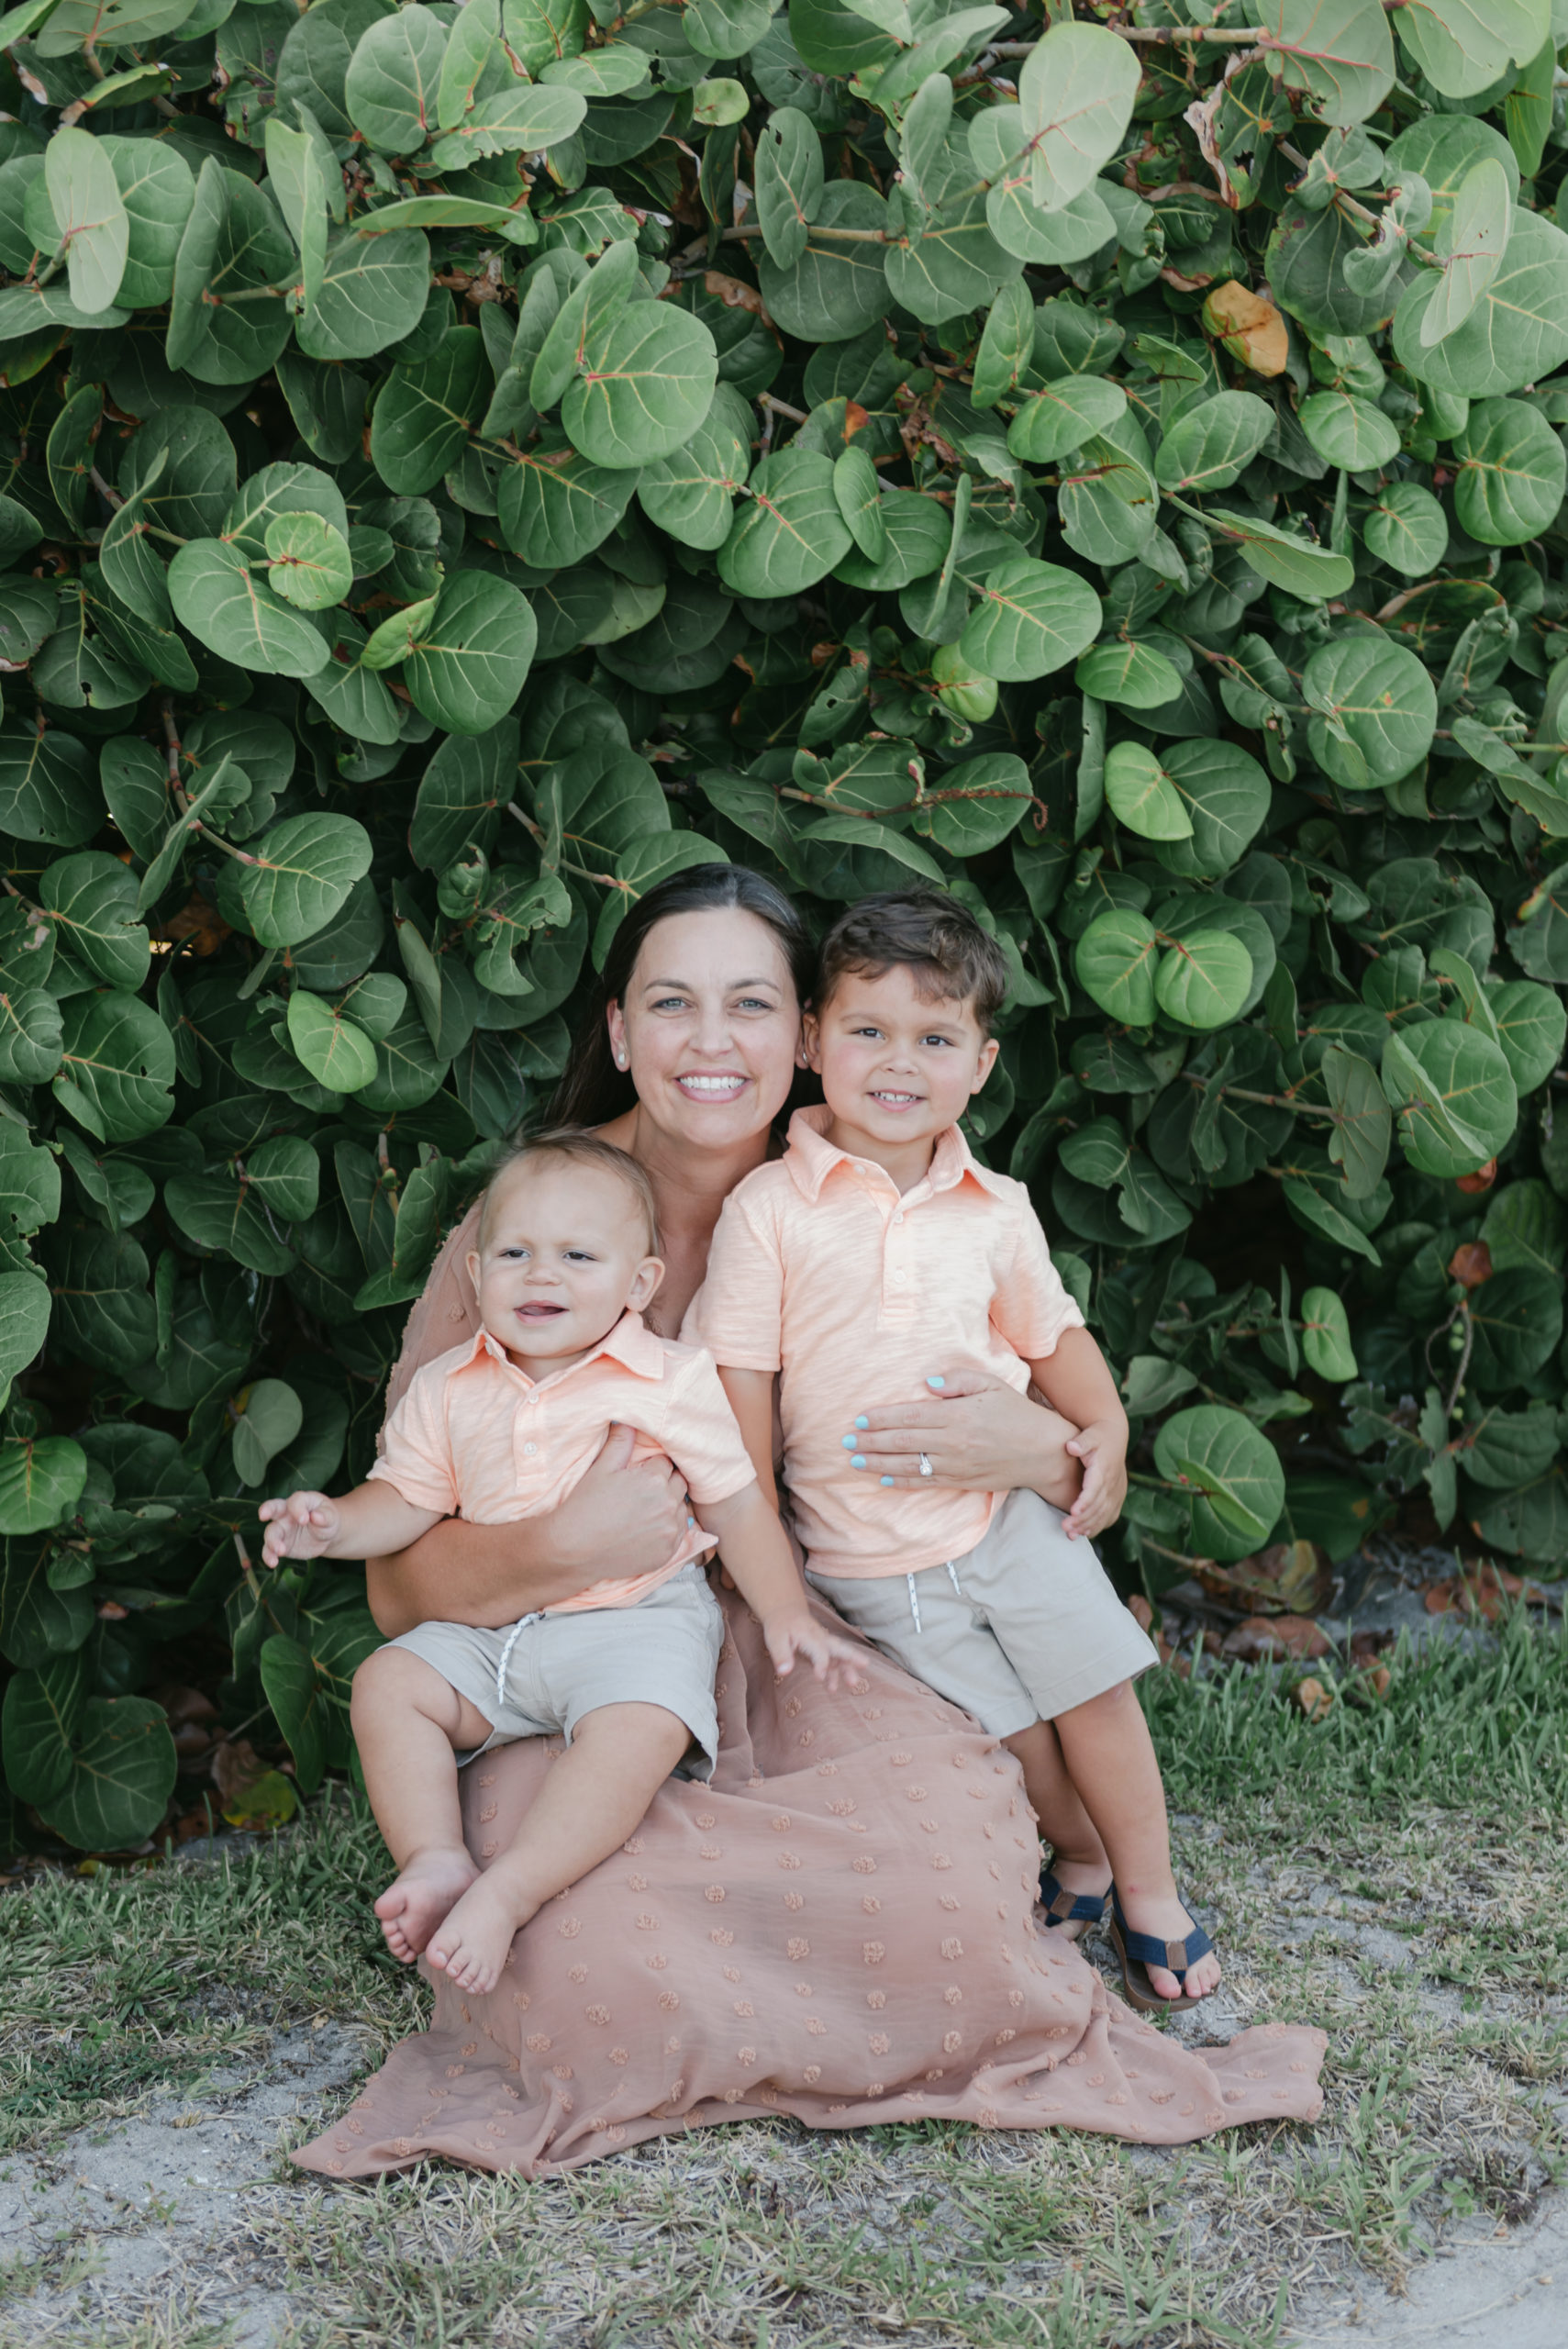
left=686, top=892, right=1218, bottom=2008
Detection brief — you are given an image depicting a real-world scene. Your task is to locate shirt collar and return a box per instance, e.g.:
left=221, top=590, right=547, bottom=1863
left=454, top=1308, right=668, bottom=1386
left=783, top=1103, right=1009, bottom=1205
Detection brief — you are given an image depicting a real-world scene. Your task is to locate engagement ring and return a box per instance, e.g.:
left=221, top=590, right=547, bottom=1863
left=917, top=1453, right=933, bottom=1477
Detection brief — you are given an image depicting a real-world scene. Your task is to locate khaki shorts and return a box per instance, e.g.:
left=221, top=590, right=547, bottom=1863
left=806, top=1487, right=1158, bottom=1740
left=386, top=1562, right=725, bottom=1778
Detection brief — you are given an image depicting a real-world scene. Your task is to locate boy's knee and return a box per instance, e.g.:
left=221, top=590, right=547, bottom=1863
left=1062, top=1676, right=1138, bottom=1726
left=351, top=1643, right=435, bottom=1718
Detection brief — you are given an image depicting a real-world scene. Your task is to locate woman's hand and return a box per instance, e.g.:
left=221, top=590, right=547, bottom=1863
left=550, top=1422, right=694, bottom=1581
left=845, top=1368, right=1082, bottom=1504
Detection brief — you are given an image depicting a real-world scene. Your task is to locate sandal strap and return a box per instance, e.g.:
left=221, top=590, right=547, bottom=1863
left=1111, top=1890, right=1214, bottom=1979
left=1039, top=1869, right=1109, bottom=1926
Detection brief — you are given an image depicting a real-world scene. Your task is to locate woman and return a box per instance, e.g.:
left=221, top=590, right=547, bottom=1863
left=294, top=869, right=1323, bottom=2179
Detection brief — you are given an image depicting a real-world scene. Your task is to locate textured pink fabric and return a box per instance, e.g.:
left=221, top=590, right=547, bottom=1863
left=293, top=1596, right=1325, bottom=2179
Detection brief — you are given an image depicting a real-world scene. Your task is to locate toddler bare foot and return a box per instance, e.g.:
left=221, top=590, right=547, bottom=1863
left=1118, top=1889, right=1222, bottom=2000
left=426, top=1870, right=538, bottom=1995
left=373, top=1847, right=479, bottom=1964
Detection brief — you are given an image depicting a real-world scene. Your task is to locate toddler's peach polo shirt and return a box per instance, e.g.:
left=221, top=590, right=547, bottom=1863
left=684, top=1104, right=1085, bottom=1580
left=367, top=1310, right=757, bottom=1613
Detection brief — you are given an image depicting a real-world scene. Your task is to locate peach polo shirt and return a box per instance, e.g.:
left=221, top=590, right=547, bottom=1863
left=684, top=1106, right=1085, bottom=1580
left=367, top=1310, right=757, bottom=1613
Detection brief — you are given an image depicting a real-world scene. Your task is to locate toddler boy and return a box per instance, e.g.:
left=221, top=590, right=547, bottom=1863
left=261, top=1130, right=860, bottom=1998
left=686, top=893, right=1219, bottom=2007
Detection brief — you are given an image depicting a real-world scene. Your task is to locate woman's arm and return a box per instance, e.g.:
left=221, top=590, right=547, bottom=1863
left=363, top=1425, right=693, bottom=1636
left=844, top=1371, right=1084, bottom=1507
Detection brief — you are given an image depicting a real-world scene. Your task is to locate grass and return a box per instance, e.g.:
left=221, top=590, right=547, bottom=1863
left=2, top=1612, right=1565, bottom=2348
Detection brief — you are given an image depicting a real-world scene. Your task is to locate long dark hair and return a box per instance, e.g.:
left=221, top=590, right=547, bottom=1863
left=549, top=864, right=814, bottom=1130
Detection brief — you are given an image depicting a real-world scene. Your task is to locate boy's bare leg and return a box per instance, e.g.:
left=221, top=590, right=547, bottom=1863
left=1003, top=1718, right=1112, bottom=1937
left=1010, top=1683, right=1222, bottom=2001
left=350, top=1645, right=493, bottom=1963
left=428, top=1701, right=692, bottom=1996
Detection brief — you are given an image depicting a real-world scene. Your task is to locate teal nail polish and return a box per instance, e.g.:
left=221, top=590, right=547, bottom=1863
left=927, top=1375, right=945, bottom=1388
left=851, top=1454, right=866, bottom=1470
left=841, top=1433, right=857, bottom=1449
left=855, top=1414, right=869, bottom=1430
left=881, top=1475, right=894, bottom=1487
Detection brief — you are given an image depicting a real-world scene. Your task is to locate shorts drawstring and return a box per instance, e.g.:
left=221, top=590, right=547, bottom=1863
left=907, top=1561, right=964, bottom=1632
left=495, top=1611, right=544, bottom=1708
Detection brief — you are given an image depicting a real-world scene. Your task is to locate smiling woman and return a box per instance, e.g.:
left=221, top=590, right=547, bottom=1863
left=291, top=867, right=1326, bottom=2183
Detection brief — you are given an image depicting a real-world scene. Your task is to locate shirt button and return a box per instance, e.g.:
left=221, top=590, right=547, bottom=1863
left=523, top=1442, right=538, bottom=1457
left=892, top=1271, right=906, bottom=1285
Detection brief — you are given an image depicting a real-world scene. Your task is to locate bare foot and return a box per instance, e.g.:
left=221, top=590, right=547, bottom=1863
left=426, top=1870, right=537, bottom=1995
left=1118, top=1890, right=1222, bottom=2001
left=373, top=1846, right=478, bottom=1964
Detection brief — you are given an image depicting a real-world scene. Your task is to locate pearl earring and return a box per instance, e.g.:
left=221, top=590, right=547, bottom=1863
left=615, top=1048, right=628, bottom=1068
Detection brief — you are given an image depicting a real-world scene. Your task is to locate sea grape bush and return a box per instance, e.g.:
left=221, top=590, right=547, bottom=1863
left=1, top=0, right=1567, bottom=1848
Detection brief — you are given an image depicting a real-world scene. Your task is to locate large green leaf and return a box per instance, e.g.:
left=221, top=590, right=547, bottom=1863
left=222, top=813, right=374, bottom=949
left=1104, top=744, right=1192, bottom=842
left=1074, top=908, right=1159, bottom=1026
left=41, top=852, right=150, bottom=990
left=1016, top=24, right=1140, bottom=208
left=498, top=435, right=639, bottom=564
left=261, top=1631, right=328, bottom=1793
left=168, top=539, right=332, bottom=679
left=1303, top=637, right=1437, bottom=787
left=718, top=448, right=851, bottom=596
left=959, top=557, right=1100, bottom=683
left=167, top=160, right=295, bottom=386
left=299, top=228, right=433, bottom=362
left=44, top=127, right=128, bottom=316
left=1381, top=1021, right=1518, bottom=1177
left=38, top=1697, right=178, bottom=1853
left=1153, top=1404, right=1285, bottom=1561
left=0, top=1649, right=87, bottom=1807
left=1452, top=397, right=1566, bottom=545
left=1154, top=930, right=1254, bottom=1030
left=1420, top=157, right=1510, bottom=349
left=1258, top=0, right=1396, bottom=125
left=755, top=104, right=822, bottom=268
left=401, top=572, right=538, bottom=735
left=1396, top=0, right=1550, bottom=100
left=562, top=301, right=718, bottom=468
left=53, top=995, right=175, bottom=1144
left=1394, top=210, right=1568, bottom=395
left=345, top=3, right=450, bottom=154
left=1153, top=392, right=1274, bottom=493
left=1008, top=376, right=1127, bottom=464
left=755, top=177, right=891, bottom=341
left=370, top=328, right=488, bottom=495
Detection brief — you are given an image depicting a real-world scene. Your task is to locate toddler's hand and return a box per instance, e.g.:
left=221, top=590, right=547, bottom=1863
left=259, top=1491, right=340, bottom=1567
left=762, top=1609, right=865, bottom=1693
left=1062, top=1419, right=1129, bottom=1542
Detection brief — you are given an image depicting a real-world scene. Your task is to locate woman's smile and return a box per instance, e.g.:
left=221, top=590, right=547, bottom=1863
left=674, top=1071, right=751, bottom=1100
